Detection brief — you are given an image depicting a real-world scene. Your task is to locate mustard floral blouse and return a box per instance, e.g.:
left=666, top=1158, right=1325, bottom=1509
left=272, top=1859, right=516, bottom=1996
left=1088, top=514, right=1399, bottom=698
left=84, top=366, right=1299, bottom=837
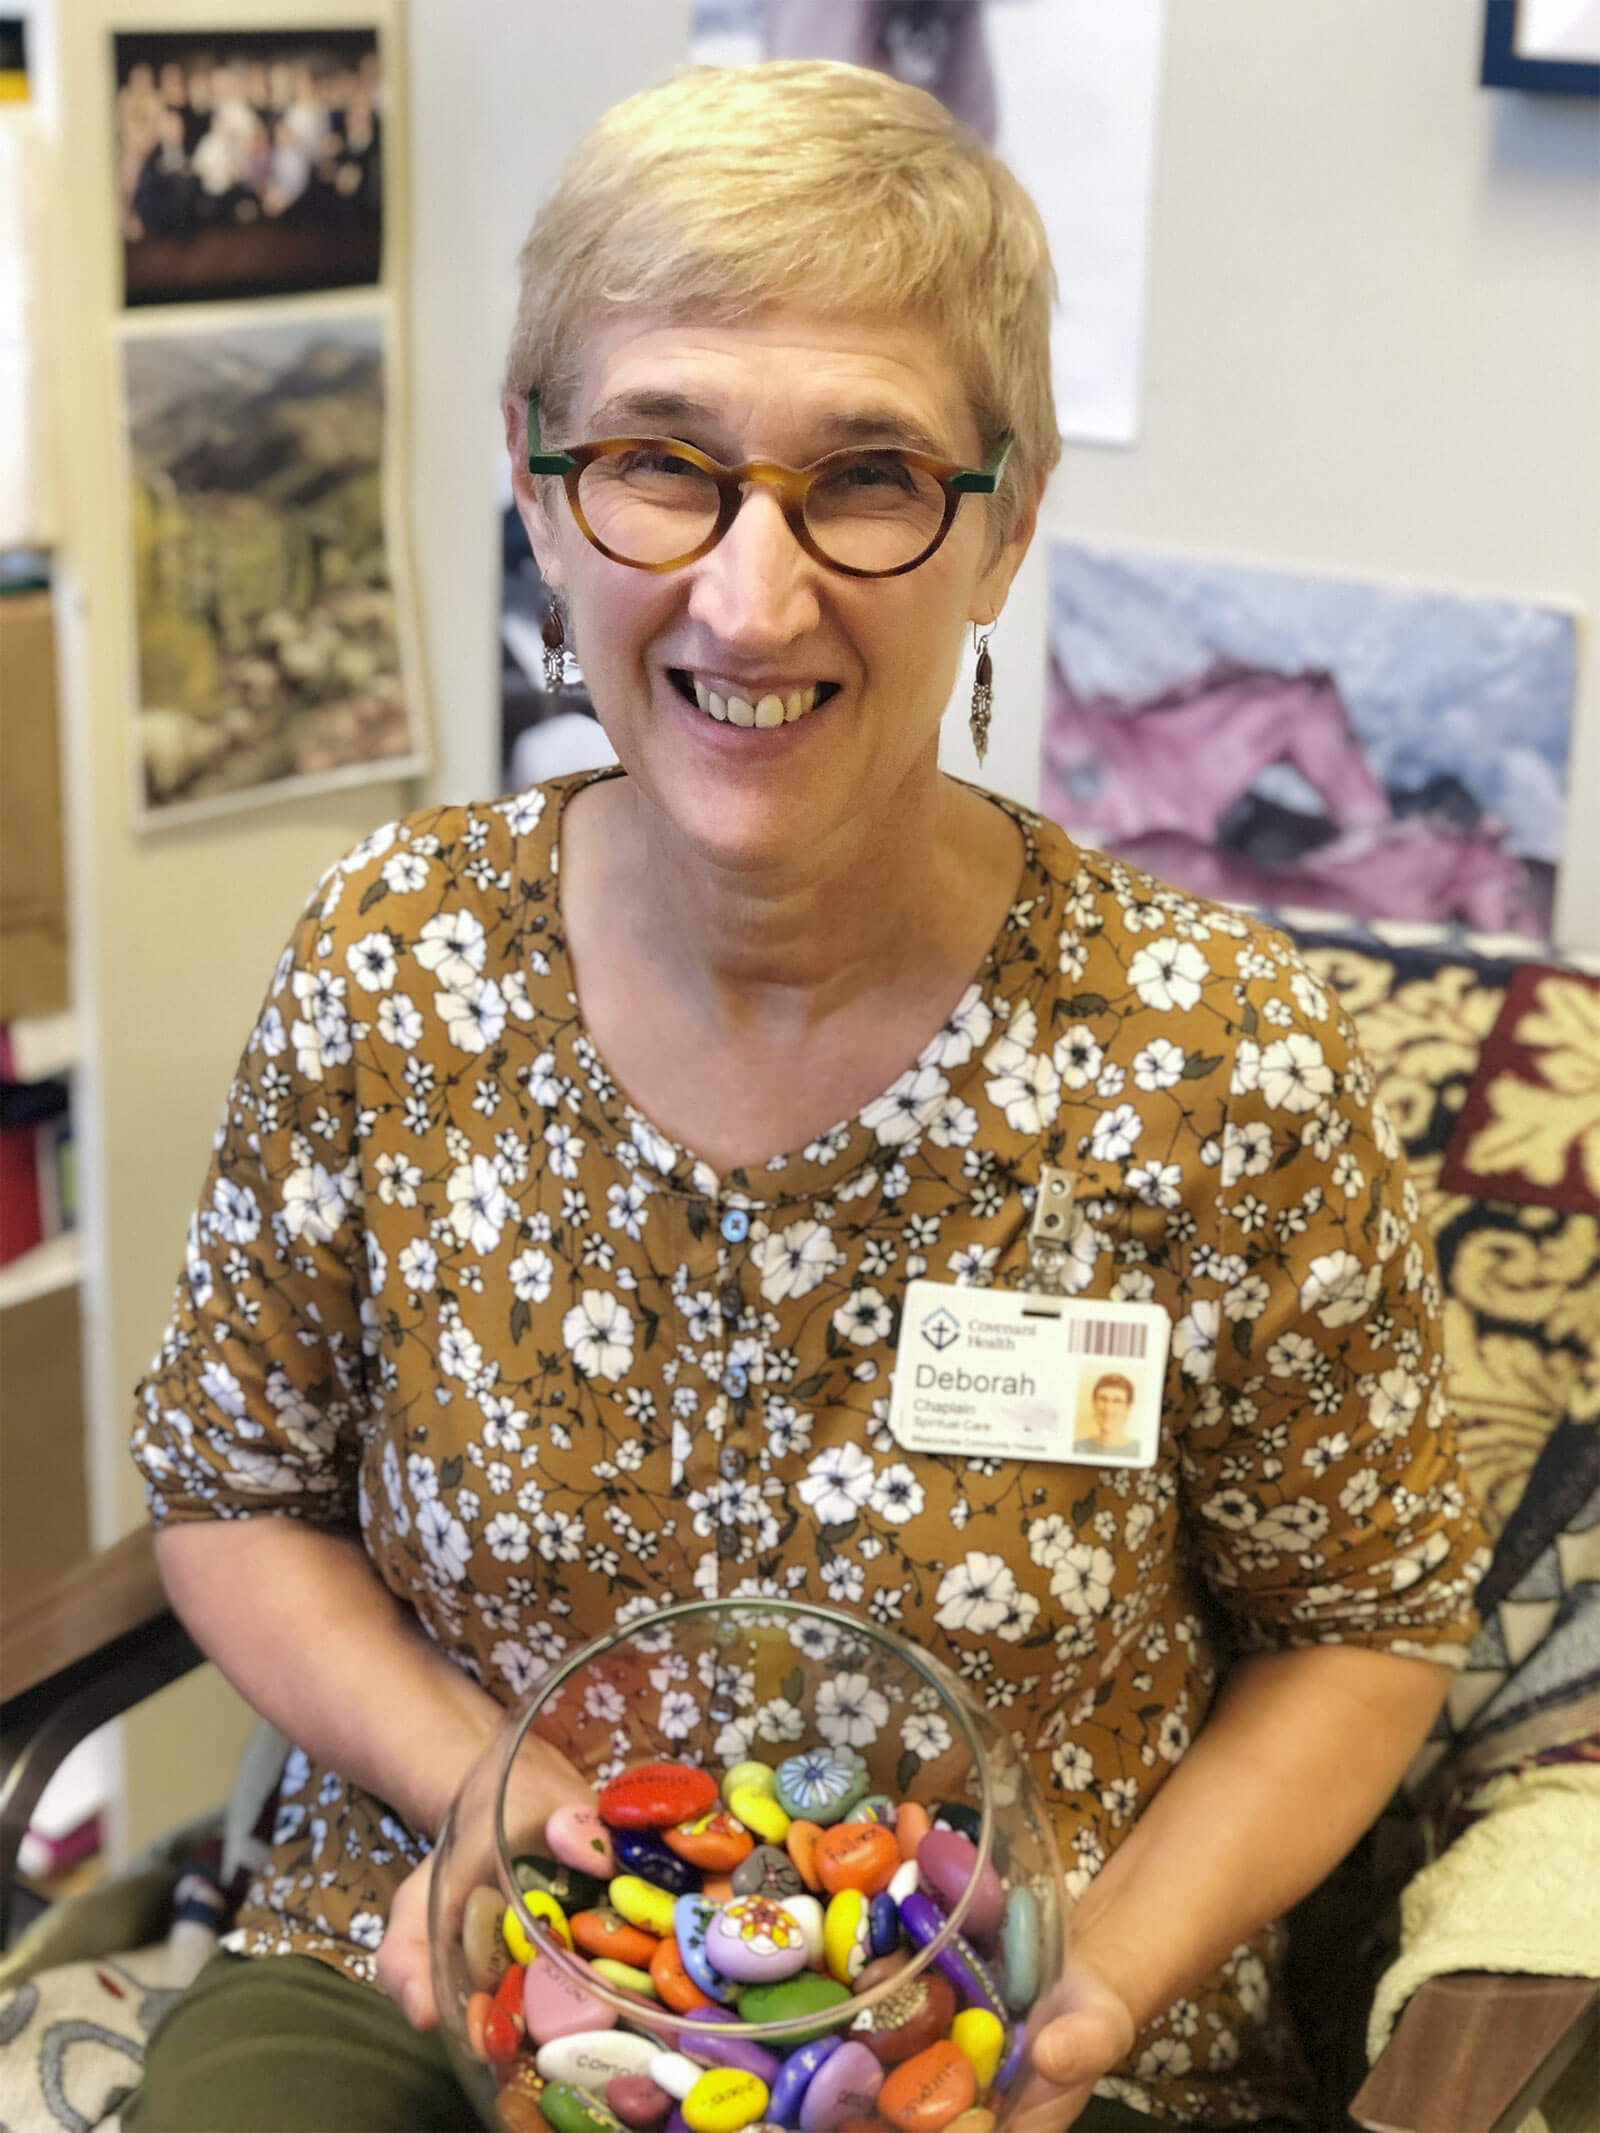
left=132, top=770, right=1488, bottom=2127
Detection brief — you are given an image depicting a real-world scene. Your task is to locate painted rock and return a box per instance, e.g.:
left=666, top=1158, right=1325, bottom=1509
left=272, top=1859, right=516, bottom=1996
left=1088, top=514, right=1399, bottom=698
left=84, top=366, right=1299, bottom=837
left=651, top=1931, right=717, bottom=2015
left=778, top=1894, right=826, bottom=1970
left=464, top=1882, right=509, bottom=1991
left=768, top=2036, right=842, bottom=2124
left=615, top=1829, right=705, bottom=1897
left=798, top=2041, right=884, bottom=2133
left=822, top=1888, right=873, bottom=1985
left=728, top=1785, right=791, bottom=1846
left=721, top=1761, right=777, bottom=1806
left=548, top=1802, right=620, bottom=1880
left=682, top=2067, right=771, bottom=2133
left=498, top=2060, right=554, bottom=2133
left=466, top=1988, right=493, bottom=2060
left=517, top=1852, right=612, bottom=1917
left=893, top=1806, right=930, bottom=1867
left=706, top=1896, right=812, bottom=1985
left=683, top=2007, right=783, bottom=2085
left=609, top=2075, right=675, bottom=2129
left=947, top=2011, right=1004, bottom=2094
left=852, top=1950, right=911, bottom=1998
left=601, top=1763, right=720, bottom=1832
left=786, top=1821, right=826, bottom=1892
left=538, top=2030, right=663, bottom=2087
left=675, top=1894, right=742, bottom=2004
left=590, top=1958, right=660, bottom=2000
left=893, top=1894, right=1005, bottom=2020
left=541, top=2082, right=628, bottom=2133
left=995, top=2024, right=1028, bottom=2093
left=876, top=2043, right=977, bottom=2133
left=649, top=2055, right=704, bottom=2102
left=775, top=1751, right=867, bottom=1828
left=885, top=1863, right=919, bottom=1908
left=945, top=2113, right=995, bottom=2133
left=611, top=1876, right=679, bottom=1940
left=666, top=1809, right=756, bottom=1874
left=855, top=1797, right=897, bottom=1829
left=572, top=1908, right=661, bottom=1970
left=815, top=1824, right=902, bottom=1899
left=735, top=1972, right=853, bottom=2042
left=733, top=1845, right=805, bottom=1903
left=915, top=1833, right=1004, bottom=1942
left=998, top=1888, right=1040, bottom=2014
left=847, top=1973, right=956, bottom=2067
left=525, top=1950, right=616, bottom=2046
left=868, top=1893, right=900, bottom=1960
left=932, top=1807, right=1005, bottom=1872
left=702, top=1877, right=738, bottom=1907
left=508, top=1889, right=574, bottom=1958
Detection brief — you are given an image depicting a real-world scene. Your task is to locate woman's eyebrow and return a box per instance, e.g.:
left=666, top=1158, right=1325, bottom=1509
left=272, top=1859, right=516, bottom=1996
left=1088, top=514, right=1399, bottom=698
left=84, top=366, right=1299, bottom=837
left=582, top=393, right=952, bottom=461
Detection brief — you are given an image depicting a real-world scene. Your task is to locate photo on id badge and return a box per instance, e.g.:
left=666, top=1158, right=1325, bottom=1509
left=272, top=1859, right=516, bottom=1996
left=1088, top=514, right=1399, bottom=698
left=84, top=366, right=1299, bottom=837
left=1072, top=1366, right=1150, bottom=1464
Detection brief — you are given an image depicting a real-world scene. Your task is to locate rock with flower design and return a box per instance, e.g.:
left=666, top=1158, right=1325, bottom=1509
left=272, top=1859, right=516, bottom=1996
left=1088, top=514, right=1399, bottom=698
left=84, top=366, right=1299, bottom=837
left=704, top=1895, right=813, bottom=1984
left=775, top=1750, right=867, bottom=1828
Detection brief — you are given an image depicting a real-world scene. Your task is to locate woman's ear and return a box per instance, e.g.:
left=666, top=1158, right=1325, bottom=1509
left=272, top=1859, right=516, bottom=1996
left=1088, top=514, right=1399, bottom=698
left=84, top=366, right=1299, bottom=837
left=503, top=394, right=566, bottom=588
left=972, top=472, right=1043, bottom=627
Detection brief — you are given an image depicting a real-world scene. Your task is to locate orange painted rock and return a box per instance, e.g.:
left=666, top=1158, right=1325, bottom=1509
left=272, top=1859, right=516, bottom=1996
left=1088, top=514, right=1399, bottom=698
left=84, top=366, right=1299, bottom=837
left=785, top=1819, right=826, bottom=1892
left=665, top=1809, right=756, bottom=1873
left=467, top=1989, right=494, bottom=2060
left=599, top=1763, right=719, bottom=1832
left=571, top=1908, right=661, bottom=1969
left=701, top=1876, right=737, bottom=1906
left=649, top=1933, right=717, bottom=2014
left=878, top=2039, right=977, bottom=2124
left=878, top=2043, right=977, bottom=2133
left=815, top=1822, right=902, bottom=1898
left=894, top=1804, right=931, bottom=1865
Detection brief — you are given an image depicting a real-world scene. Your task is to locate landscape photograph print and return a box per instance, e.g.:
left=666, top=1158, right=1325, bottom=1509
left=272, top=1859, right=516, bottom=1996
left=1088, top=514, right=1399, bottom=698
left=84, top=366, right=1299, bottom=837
left=1042, top=542, right=1575, bottom=939
left=122, top=312, right=423, bottom=823
left=114, top=28, right=383, bottom=306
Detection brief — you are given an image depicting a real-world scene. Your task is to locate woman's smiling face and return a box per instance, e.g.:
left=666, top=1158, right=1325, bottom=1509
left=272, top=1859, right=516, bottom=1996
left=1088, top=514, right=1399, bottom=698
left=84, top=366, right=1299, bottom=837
left=511, top=311, right=1035, bottom=866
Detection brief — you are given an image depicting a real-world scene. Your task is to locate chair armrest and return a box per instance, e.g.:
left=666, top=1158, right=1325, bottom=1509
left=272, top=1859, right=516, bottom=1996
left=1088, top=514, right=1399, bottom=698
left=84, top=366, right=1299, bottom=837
left=1, top=1525, right=205, bottom=1945
left=1350, top=1970, right=1600, bottom=2133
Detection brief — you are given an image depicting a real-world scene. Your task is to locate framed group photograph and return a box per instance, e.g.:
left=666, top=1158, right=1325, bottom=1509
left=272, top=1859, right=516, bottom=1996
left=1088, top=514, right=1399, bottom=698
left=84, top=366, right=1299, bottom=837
left=114, top=27, right=385, bottom=307
left=1481, top=0, right=1600, bottom=92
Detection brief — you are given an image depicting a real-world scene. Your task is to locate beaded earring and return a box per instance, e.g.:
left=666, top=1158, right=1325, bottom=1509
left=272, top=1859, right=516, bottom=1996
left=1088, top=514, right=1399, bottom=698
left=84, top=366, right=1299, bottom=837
left=969, top=623, right=994, bottom=764
left=541, top=602, right=567, bottom=694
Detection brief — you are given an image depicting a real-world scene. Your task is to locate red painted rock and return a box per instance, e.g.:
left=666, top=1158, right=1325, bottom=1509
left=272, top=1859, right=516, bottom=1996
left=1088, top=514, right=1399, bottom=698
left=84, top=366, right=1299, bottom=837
left=877, top=2042, right=978, bottom=2133
left=914, top=1832, right=1005, bottom=1943
left=608, top=2075, right=675, bottom=2128
left=599, top=1763, right=720, bottom=1832
left=848, top=1974, right=957, bottom=2068
left=815, top=1824, right=902, bottom=1899
left=664, top=1810, right=756, bottom=1874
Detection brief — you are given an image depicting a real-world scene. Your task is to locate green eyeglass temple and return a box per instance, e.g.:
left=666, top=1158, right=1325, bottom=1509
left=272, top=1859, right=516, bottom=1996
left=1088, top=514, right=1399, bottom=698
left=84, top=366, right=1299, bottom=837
left=524, top=397, right=1012, bottom=493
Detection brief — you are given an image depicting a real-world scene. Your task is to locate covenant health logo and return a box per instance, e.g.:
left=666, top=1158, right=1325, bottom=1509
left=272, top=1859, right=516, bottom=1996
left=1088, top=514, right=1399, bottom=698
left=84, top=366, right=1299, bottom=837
left=920, top=1305, right=961, bottom=1352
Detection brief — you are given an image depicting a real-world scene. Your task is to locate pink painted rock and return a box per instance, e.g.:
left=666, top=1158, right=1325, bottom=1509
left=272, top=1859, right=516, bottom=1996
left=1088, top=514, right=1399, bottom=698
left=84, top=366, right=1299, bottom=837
left=915, top=1831, right=1005, bottom=1942
left=548, top=1801, right=619, bottom=1878
left=523, top=1949, right=618, bottom=2046
left=608, top=2075, right=675, bottom=2128
left=598, top=1762, right=720, bottom=1832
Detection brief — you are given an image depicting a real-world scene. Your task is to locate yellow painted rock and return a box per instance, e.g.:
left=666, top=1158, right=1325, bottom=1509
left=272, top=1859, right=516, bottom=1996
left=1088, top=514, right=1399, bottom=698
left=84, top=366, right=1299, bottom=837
left=681, top=2066, right=769, bottom=2133
left=949, top=2009, right=1005, bottom=2093
left=727, top=1785, right=790, bottom=1847
left=609, top=1875, right=677, bottom=1939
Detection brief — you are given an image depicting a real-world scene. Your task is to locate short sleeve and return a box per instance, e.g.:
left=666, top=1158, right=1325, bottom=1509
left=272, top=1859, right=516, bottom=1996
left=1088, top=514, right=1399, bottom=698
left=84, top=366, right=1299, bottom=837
left=1176, top=940, right=1491, bottom=1667
left=132, top=866, right=378, bottom=1528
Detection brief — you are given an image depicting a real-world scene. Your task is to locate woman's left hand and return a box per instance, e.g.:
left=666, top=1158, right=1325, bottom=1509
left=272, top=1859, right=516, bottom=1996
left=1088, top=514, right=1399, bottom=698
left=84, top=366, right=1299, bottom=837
left=1005, top=1952, right=1139, bottom=2133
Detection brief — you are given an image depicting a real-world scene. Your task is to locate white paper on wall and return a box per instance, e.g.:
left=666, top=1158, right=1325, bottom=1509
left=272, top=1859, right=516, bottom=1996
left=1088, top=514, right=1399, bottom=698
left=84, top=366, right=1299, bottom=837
left=688, top=0, right=1166, bottom=448
left=0, top=114, right=49, bottom=547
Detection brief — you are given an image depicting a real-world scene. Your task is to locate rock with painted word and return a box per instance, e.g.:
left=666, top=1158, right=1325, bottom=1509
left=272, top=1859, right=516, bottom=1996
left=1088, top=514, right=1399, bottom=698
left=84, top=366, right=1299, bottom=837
left=464, top=1883, right=509, bottom=1991
left=537, top=2031, right=662, bottom=2088
left=548, top=1802, right=620, bottom=1880
left=682, top=2067, right=771, bottom=2133
left=877, top=2042, right=978, bottom=2133
left=600, top=1764, right=720, bottom=1832
left=815, top=1824, right=902, bottom=1899
left=797, top=2040, right=885, bottom=2133
left=524, top=1950, right=618, bottom=2046
left=775, top=1751, right=867, bottom=1828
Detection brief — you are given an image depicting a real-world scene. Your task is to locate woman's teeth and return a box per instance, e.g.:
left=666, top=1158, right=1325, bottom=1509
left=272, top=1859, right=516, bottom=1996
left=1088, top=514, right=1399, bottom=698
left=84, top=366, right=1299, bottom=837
left=690, top=678, right=820, bottom=727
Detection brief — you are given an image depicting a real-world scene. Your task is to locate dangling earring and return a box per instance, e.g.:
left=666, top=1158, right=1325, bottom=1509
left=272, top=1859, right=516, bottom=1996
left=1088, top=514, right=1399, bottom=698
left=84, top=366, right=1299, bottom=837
left=541, top=601, right=567, bottom=694
left=969, top=623, right=994, bottom=765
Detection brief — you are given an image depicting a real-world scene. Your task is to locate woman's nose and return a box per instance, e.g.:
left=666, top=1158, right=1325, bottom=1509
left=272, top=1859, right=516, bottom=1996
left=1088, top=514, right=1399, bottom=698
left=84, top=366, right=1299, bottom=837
left=685, top=484, right=821, bottom=648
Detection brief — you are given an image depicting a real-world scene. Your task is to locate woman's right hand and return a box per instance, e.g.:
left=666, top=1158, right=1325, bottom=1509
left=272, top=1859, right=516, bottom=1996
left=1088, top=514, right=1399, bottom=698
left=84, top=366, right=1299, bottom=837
left=375, top=1851, right=440, bottom=2029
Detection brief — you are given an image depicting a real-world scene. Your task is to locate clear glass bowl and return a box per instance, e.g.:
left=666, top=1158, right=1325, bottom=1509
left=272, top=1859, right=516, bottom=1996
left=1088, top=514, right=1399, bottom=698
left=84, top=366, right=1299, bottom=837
left=430, top=1598, right=1065, bottom=2133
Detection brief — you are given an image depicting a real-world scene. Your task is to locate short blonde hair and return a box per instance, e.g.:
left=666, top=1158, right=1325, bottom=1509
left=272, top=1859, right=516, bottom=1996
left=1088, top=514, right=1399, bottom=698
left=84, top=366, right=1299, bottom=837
left=504, top=61, right=1059, bottom=539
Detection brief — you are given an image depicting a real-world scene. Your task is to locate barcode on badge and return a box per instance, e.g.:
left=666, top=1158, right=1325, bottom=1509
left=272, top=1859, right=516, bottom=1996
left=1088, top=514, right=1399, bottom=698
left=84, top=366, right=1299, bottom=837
left=1065, top=1318, right=1149, bottom=1359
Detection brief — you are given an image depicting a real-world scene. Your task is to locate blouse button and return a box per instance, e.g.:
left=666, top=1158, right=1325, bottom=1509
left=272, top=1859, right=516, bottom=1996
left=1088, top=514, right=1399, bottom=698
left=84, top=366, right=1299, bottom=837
left=720, top=1209, right=750, bottom=1243
left=721, top=1363, right=749, bottom=1400
left=719, top=1444, right=747, bottom=1480
left=720, top=1285, right=743, bottom=1322
left=716, top=1525, right=740, bottom=1559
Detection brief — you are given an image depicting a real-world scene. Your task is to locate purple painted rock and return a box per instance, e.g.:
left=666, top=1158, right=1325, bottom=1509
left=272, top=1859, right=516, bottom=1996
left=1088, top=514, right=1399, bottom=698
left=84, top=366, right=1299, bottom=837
left=894, top=1893, right=1006, bottom=2022
left=600, top=1763, right=720, bottom=1832
left=609, top=2075, right=675, bottom=2128
left=798, top=2041, right=885, bottom=2133
left=683, top=2006, right=783, bottom=2084
left=548, top=1802, right=620, bottom=1880
left=915, top=1832, right=1005, bottom=1943
left=524, top=1949, right=618, bottom=2045
left=768, top=2037, right=842, bottom=2125
left=705, top=1896, right=812, bottom=1985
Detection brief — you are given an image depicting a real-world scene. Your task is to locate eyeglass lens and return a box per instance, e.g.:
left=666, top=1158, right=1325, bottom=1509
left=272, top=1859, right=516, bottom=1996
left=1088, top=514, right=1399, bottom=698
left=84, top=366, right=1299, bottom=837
left=576, top=447, right=950, bottom=572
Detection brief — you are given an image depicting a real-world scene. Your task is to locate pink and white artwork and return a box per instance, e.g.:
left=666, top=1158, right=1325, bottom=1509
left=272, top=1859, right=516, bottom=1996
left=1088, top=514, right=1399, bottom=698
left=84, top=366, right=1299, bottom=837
left=1042, top=543, right=1575, bottom=938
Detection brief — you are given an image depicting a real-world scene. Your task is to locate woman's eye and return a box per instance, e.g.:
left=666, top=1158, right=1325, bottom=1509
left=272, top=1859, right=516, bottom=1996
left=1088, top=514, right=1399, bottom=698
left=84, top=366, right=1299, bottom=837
left=619, top=448, right=698, bottom=478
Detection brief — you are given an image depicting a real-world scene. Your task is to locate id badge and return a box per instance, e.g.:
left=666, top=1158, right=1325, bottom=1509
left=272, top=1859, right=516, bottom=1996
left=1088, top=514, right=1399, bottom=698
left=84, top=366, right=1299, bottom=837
left=888, top=1279, right=1170, bottom=1468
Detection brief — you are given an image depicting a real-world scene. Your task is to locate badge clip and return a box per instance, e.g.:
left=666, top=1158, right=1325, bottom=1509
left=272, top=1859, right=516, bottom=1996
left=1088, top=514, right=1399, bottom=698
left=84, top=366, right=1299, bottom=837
left=1026, top=1165, right=1077, bottom=1298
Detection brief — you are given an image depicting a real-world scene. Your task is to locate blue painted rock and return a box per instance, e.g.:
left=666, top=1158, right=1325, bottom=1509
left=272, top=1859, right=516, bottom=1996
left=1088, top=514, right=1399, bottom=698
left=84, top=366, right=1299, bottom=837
left=615, top=1828, right=705, bottom=1897
left=675, top=1893, right=740, bottom=2004
left=868, top=1892, right=900, bottom=1960
left=768, top=2037, right=842, bottom=2125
